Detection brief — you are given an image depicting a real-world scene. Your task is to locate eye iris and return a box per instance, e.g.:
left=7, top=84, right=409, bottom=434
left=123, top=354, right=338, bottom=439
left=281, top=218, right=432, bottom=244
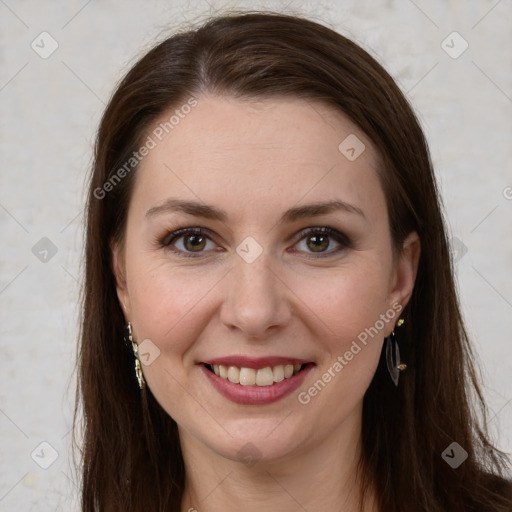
left=307, top=234, right=329, bottom=252
left=184, top=234, right=206, bottom=251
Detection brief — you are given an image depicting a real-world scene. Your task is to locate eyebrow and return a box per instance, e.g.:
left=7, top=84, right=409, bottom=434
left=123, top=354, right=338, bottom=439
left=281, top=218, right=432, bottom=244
left=145, top=198, right=367, bottom=224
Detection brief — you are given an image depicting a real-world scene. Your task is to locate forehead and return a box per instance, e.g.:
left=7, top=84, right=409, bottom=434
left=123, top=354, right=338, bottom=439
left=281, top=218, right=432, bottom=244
left=130, top=95, right=385, bottom=225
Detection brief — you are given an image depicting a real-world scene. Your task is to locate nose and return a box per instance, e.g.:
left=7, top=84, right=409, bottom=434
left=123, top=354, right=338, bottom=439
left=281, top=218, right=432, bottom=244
left=220, top=250, right=292, bottom=339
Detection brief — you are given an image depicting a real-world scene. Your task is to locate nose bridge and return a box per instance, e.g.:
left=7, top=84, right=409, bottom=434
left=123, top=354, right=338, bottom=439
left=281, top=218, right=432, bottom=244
left=220, top=248, right=290, bottom=337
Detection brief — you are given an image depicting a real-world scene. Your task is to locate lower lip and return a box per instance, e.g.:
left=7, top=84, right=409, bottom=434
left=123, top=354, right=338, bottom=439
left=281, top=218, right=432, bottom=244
left=200, top=364, right=314, bottom=405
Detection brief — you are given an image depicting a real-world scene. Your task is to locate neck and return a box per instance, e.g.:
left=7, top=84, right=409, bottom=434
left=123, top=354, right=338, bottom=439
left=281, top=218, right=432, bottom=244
left=179, top=409, right=378, bottom=512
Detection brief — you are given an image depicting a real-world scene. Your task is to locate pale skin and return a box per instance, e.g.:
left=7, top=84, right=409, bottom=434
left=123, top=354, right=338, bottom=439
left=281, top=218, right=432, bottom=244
left=112, top=95, right=421, bottom=511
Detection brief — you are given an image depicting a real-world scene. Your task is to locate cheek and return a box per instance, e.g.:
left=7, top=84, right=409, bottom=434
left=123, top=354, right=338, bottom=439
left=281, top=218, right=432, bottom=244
left=126, top=255, right=222, bottom=353
left=127, top=250, right=392, bottom=354
left=125, top=261, right=217, bottom=413
left=292, top=266, right=390, bottom=418
left=293, top=261, right=391, bottom=344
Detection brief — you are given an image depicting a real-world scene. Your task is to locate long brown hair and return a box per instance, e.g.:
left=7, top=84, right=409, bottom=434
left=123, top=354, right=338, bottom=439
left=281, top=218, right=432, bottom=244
left=75, top=11, right=512, bottom=511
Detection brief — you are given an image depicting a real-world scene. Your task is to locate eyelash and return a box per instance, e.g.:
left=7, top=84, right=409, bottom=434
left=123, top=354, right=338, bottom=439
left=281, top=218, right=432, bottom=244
left=159, top=226, right=351, bottom=259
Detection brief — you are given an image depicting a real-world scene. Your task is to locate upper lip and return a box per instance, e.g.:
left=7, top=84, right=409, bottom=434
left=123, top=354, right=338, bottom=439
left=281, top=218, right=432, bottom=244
left=201, top=356, right=314, bottom=369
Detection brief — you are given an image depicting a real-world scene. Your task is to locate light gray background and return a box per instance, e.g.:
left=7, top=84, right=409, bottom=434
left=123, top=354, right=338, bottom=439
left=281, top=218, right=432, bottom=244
left=1, top=1, right=511, bottom=510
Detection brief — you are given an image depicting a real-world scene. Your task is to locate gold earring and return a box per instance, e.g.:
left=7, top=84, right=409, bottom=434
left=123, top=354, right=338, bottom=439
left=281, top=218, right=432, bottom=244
left=125, top=322, right=146, bottom=389
left=385, top=318, right=407, bottom=386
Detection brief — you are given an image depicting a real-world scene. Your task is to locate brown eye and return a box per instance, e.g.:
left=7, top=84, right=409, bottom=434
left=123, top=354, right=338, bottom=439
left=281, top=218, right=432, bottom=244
left=293, top=227, right=351, bottom=257
left=306, top=233, right=330, bottom=252
left=161, top=228, right=217, bottom=258
left=183, top=233, right=206, bottom=252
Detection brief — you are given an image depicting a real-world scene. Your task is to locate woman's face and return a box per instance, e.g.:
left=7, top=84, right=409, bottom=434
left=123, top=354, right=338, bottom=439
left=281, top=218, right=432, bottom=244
left=113, top=95, right=419, bottom=464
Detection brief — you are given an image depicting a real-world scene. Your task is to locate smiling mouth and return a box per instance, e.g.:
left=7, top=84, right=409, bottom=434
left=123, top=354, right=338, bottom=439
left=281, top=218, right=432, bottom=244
left=204, top=363, right=311, bottom=387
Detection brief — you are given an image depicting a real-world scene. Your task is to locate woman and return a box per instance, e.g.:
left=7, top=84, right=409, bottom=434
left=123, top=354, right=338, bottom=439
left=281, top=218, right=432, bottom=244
left=75, top=11, right=512, bottom=512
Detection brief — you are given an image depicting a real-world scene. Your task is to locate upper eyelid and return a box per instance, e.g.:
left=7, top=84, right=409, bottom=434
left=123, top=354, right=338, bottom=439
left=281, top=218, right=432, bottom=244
left=162, top=226, right=349, bottom=254
left=163, top=226, right=344, bottom=241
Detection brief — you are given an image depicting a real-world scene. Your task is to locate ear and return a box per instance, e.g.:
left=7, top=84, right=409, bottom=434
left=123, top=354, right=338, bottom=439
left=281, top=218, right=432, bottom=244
left=386, top=231, right=421, bottom=334
left=111, top=238, right=131, bottom=320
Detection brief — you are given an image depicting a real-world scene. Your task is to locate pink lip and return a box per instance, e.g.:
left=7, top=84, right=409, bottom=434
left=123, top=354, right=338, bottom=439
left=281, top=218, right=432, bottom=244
left=202, top=356, right=312, bottom=369
left=199, top=362, right=314, bottom=405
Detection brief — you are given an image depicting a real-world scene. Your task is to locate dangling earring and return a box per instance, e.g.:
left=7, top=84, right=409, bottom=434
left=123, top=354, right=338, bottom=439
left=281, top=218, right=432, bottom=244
left=125, top=322, right=146, bottom=389
left=385, top=318, right=407, bottom=386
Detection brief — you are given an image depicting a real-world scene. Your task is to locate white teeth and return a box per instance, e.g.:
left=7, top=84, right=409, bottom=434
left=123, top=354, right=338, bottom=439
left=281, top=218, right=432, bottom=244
left=273, top=365, right=284, bottom=382
left=239, top=367, right=256, bottom=386
left=227, top=366, right=240, bottom=383
left=256, top=367, right=274, bottom=386
left=211, top=363, right=304, bottom=387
